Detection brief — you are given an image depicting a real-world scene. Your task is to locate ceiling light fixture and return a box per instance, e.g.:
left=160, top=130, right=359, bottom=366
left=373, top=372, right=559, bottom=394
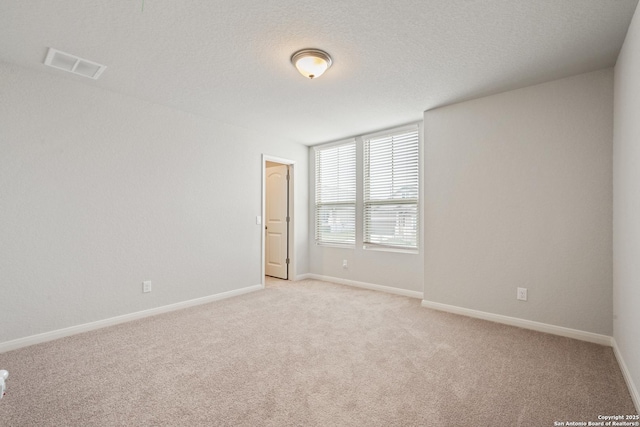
left=291, top=49, right=332, bottom=80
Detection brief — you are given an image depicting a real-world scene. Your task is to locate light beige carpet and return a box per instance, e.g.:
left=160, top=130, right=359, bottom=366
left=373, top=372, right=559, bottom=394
left=0, top=278, right=636, bottom=426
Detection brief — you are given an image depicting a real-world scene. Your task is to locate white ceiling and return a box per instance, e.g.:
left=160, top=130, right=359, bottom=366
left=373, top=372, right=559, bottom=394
left=1, top=0, right=637, bottom=145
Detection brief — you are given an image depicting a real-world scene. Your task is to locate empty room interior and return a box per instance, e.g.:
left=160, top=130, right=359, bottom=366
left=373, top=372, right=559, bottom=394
left=2, top=0, right=640, bottom=425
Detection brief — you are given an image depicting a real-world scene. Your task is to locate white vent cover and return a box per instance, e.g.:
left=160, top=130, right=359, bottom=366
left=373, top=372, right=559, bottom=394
left=44, top=48, right=106, bottom=79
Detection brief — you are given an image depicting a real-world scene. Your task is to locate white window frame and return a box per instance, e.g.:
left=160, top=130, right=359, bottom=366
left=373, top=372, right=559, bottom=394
left=314, top=139, right=357, bottom=247
left=363, top=124, right=420, bottom=252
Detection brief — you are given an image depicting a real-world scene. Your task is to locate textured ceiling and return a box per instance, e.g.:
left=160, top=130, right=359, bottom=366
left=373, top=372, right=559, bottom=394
left=0, top=0, right=637, bottom=145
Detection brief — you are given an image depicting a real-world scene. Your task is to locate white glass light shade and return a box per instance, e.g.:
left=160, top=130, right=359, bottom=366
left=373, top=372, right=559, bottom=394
left=291, top=49, right=333, bottom=79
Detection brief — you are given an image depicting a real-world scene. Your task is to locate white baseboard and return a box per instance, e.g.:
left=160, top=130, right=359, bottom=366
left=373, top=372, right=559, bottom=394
left=303, top=274, right=423, bottom=299
left=421, top=299, right=612, bottom=346
left=294, top=273, right=313, bottom=281
left=612, top=338, right=640, bottom=413
left=0, top=284, right=263, bottom=354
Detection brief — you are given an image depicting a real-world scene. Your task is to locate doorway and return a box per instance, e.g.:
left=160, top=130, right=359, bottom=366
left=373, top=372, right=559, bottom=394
left=262, top=155, right=295, bottom=284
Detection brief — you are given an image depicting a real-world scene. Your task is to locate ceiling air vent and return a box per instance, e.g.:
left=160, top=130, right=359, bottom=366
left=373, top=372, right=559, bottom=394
left=44, top=48, right=107, bottom=80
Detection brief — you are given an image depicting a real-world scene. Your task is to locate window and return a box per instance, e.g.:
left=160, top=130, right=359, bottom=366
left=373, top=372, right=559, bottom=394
left=364, top=126, right=419, bottom=250
left=315, top=141, right=356, bottom=245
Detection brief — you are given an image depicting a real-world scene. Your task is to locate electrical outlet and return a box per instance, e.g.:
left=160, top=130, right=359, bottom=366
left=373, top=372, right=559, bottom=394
left=517, top=287, right=527, bottom=301
left=342, top=259, right=348, bottom=268
left=143, top=281, right=152, bottom=293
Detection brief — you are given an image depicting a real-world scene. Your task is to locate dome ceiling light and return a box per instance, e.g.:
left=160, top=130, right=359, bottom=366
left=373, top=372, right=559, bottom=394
left=290, top=49, right=333, bottom=80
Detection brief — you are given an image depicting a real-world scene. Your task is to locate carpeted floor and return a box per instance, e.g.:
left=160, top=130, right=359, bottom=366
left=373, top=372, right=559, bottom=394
left=0, top=278, right=636, bottom=426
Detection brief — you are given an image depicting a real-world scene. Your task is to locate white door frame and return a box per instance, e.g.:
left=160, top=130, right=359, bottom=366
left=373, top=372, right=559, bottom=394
left=261, top=154, right=295, bottom=286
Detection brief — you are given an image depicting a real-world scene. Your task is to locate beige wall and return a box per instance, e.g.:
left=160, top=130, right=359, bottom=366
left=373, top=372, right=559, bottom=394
left=614, top=1, right=640, bottom=406
left=0, top=62, right=309, bottom=344
left=424, top=69, right=614, bottom=335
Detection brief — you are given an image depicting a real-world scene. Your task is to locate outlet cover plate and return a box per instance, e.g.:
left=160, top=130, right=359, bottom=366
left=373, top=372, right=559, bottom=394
left=517, top=287, right=527, bottom=301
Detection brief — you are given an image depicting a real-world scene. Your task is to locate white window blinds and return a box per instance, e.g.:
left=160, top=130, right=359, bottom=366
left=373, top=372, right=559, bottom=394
left=315, top=141, right=356, bottom=245
left=364, top=127, right=419, bottom=250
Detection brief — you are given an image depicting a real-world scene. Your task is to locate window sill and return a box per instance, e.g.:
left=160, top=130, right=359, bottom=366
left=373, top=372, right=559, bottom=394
left=316, top=242, right=355, bottom=249
left=363, top=245, right=419, bottom=254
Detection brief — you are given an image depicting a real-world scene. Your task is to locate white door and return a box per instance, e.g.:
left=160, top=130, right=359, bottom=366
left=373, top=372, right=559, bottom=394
left=265, top=164, right=289, bottom=279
